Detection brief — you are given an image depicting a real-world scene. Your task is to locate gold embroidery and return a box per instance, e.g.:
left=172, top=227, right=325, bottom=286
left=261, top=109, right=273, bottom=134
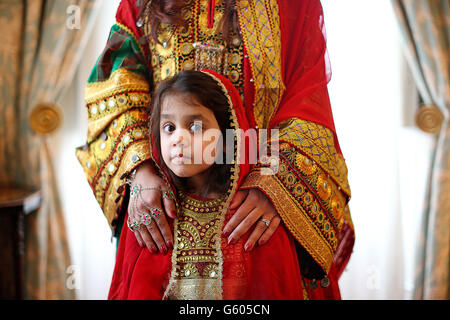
left=277, top=118, right=351, bottom=198
left=241, top=169, right=334, bottom=273
left=86, top=92, right=150, bottom=143
left=76, top=108, right=151, bottom=227
left=85, top=68, right=149, bottom=105
left=146, top=0, right=245, bottom=99
left=236, top=0, right=284, bottom=128
left=240, top=143, right=351, bottom=273
left=173, top=192, right=225, bottom=279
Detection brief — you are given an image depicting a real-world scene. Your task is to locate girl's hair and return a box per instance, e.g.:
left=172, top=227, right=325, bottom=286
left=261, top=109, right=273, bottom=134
left=138, top=0, right=240, bottom=45
left=150, top=70, right=233, bottom=198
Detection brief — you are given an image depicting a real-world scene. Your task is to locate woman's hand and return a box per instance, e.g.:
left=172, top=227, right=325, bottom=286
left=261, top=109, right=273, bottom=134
left=127, top=161, right=177, bottom=254
left=223, top=189, right=281, bottom=252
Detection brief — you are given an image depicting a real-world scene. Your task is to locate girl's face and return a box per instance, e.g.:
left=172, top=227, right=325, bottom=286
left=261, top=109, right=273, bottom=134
left=159, top=93, right=222, bottom=179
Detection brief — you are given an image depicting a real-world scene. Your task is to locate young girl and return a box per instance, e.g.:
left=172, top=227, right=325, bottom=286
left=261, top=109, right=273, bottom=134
left=108, top=70, right=339, bottom=300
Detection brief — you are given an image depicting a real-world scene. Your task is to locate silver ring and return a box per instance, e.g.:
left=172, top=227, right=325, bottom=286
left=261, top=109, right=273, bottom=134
left=259, top=218, right=271, bottom=228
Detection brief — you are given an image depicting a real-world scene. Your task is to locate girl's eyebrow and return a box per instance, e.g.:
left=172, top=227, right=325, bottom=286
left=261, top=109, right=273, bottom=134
left=161, top=113, right=211, bottom=123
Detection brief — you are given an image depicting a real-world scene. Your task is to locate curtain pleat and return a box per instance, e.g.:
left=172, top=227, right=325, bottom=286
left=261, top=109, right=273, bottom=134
left=0, top=0, right=102, bottom=299
left=391, top=0, right=449, bottom=300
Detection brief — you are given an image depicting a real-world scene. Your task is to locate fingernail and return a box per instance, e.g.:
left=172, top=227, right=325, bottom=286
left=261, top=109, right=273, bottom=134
left=244, top=243, right=252, bottom=252
left=166, top=240, right=173, bottom=249
left=150, top=246, right=157, bottom=253
left=222, top=231, right=229, bottom=238
left=162, top=247, right=168, bottom=255
left=228, top=237, right=234, bottom=245
left=259, top=239, right=266, bottom=246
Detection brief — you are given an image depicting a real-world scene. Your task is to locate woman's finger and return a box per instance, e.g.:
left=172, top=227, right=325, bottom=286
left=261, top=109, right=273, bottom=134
left=222, top=193, right=256, bottom=237
left=153, top=210, right=174, bottom=249
left=138, top=189, right=171, bottom=254
left=243, top=215, right=274, bottom=252
left=163, top=196, right=177, bottom=219
left=258, top=216, right=281, bottom=246
left=133, top=229, right=144, bottom=248
left=227, top=206, right=262, bottom=245
left=137, top=227, right=157, bottom=253
left=145, top=220, right=168, bottom=254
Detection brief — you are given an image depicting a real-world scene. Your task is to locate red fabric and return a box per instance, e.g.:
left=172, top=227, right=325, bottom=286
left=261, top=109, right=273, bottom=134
left=207, top=0, right=216, bottom=28
left=109, top=215, right=173, bottom=299
left=116, top=0, right=151, bottom=58
left=116, top=0, right=141, bottom=38
left=274, top=0, right=342, bottom=155
left=109, top=211, right=307, bottom=299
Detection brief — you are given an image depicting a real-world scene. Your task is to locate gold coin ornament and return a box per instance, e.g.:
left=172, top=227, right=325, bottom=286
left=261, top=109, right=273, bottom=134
left=415, top=104, right=444, bottom=134
left=29, top=103, right=62, bottom=135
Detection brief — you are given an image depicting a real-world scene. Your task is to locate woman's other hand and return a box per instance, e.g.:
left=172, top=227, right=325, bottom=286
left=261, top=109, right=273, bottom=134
left=223, top=189, right=281, bottom=252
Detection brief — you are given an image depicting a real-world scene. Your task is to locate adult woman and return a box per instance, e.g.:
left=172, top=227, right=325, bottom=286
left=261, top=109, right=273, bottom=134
left=76, top=0, right=354, bottom=299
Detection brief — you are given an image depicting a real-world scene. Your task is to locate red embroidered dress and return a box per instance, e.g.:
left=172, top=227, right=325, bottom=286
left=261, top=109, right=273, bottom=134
left=77, top=0, right=354, bottom=300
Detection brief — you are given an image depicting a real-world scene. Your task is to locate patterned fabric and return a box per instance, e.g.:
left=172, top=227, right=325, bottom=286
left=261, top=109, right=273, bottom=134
left=88, top=24, right=148, bottom=83
left=277, top=118, right=350, bottom=196
left=237, top=0, right=284, bottom=129
left=165, top=192, right=228, bottom=299
left=76, top=21, right=152, bottom=228
left=145, top=0, right=245, bottom=97
left=0, top=0, right=102, bottom=299
left=241, top=118, right=351, bottom=274
left=392, top=0, right=450, bottom=300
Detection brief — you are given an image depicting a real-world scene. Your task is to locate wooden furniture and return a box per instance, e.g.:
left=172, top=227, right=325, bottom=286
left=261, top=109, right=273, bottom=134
left=0, top=186, right=41, bottom=300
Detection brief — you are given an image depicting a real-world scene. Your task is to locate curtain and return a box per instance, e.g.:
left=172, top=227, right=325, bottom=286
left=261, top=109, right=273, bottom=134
left=0, top=0, right=102, bottom=299
left=391, top=0, right=450, bottom=300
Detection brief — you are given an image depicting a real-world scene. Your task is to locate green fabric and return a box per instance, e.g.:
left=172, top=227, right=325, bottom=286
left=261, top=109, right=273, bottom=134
left=88, top=24, right=149, bottom=84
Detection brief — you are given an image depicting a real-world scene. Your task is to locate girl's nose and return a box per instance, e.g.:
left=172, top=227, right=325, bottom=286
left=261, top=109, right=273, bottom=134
left=172, top=132, right=184, bottom=147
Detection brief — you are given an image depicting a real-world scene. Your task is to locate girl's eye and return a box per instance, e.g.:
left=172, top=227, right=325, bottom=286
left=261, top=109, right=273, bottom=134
left=190, top=122, right=203, bottom=133
left=162, top=124, right=175, bottom=133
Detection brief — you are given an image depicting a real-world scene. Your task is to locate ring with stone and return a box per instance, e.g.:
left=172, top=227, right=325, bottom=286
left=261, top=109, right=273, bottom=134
left=130, top=184, right=142, bottom=198
left=259, top=218, right=271, bottom=228
left=140, top=213, right=153, bottom=226
left=150, top=207, right=163, bottom=218
left=127, top=217, right=140, bottom=231
left=162, top=190, right=175, bottom=200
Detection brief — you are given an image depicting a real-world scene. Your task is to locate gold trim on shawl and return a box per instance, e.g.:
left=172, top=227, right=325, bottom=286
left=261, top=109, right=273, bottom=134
left=236, top=0, right=285, bottom=129
left=85, top=68, right=149, bottom=105
left=102, top=140, right=151, bottom=227
left=84, top=68, right=151, bottom=142
left=76, top=108, right=152, bottom=228
left=277, top=118, right=351, bottom=198
left=241, top=169, right=334, bottom=273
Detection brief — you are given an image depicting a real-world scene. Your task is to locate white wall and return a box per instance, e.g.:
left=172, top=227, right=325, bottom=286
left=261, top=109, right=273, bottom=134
left=322, top=0, right=434, bottom=299
left=55, top=0, right=121, bottom=300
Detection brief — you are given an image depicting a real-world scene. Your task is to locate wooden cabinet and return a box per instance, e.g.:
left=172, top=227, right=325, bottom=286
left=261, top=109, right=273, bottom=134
left=0, top=187, right=41, bottom=300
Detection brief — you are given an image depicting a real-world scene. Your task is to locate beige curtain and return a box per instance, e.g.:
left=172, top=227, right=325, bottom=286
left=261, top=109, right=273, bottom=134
left=391, top=0, right=449, bottom=299
left=0, top=0, right=102, bottom=299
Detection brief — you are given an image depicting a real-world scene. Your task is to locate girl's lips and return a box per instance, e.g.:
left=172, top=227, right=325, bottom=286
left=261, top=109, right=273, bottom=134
left=171, top=154, right=191, bottom=164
